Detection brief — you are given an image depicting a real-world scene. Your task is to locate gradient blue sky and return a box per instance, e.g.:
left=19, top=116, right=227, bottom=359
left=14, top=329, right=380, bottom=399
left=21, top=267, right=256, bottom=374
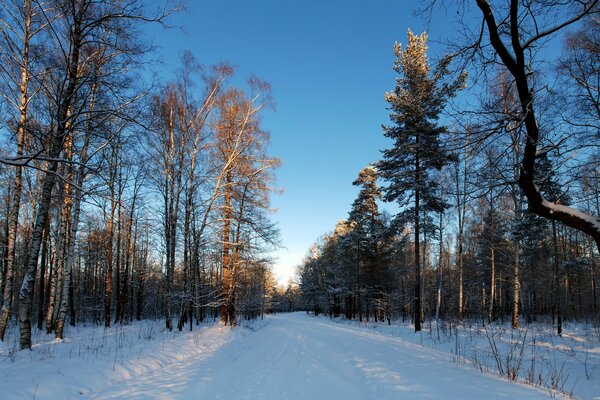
left=149, top=0, right=464, bottom=285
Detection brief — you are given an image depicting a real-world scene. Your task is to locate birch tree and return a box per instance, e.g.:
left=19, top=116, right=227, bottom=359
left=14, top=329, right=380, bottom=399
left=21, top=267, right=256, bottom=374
left=0, top=0, right=44, bottom=341
left=148, top=57, right=231, bottom=331
left=16, top=0, right=174, bottom=349
left=211, top=79, right=277, bottom=325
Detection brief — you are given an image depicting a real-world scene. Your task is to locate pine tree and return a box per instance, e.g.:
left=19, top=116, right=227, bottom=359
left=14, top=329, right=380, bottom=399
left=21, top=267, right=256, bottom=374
left=342, top=166, right=383, bottom=320
left=347, top=166, right=383, bottom=264
left=377, top=30, right=465, bottom=332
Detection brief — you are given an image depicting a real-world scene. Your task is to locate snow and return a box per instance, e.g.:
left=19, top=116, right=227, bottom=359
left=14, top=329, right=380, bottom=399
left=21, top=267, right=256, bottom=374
left=541, top=199, right=600, bottom=231
left=329, top=317, right=600, bottom=400
left=1, top=313, right=596, bottom=399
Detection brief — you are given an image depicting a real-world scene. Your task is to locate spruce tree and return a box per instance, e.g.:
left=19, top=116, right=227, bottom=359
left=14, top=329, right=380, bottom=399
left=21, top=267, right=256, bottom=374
left=377, top=30, right=464, bottom=332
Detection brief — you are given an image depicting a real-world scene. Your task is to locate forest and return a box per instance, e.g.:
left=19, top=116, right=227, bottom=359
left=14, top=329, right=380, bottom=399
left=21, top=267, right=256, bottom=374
left=0, top=0, right=294, bottom=352
left=297, top=7, right=600, bottom=336
left=0, top=0, right=599, bottom=399
left=0, top=0, right=598, bottom=396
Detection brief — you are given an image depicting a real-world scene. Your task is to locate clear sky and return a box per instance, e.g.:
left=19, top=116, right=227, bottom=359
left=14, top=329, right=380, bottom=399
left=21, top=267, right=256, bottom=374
left=149, top=0, right=462, bottom=285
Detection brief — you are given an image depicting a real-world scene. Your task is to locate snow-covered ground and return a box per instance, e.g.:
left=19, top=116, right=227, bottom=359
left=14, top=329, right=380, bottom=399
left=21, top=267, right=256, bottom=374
left=328, top=316, right=600, bottom=400
left=0, top=313, right=596, bottom=399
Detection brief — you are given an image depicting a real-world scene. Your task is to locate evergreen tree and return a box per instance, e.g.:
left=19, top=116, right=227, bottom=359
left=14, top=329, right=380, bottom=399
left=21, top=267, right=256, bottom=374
left=341, top=166, right=384, bottom=320
left=348, top=166, right=382, bottom=231
left=377, top=30, right=465, bottom=331
left=347, top=166, right=384, bottom=277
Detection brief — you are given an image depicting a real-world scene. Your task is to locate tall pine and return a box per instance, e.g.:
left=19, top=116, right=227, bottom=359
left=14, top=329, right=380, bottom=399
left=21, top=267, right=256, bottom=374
left=377, top=31, right=464, bottom=332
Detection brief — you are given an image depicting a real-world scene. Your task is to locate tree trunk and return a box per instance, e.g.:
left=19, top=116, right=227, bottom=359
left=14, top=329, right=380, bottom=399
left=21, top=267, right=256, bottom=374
left=220, top=172, right=232, bottom=324
left=55, top=133, right=74, bottom=339
left=37, top=215, right=50, bottom=330
left=105, top=145, right=117, bottom=329
left=56, top=122, right=89, bottom=336
left=69, top=270, right=75, bottom=327
left=18, top=0, right=84, bottom=350
left=136, top=226, right=148, bottom=321
left=178, top=190, right=192, bottom=331
left=435, top=212, right=443, bottom=322
left=0, top=0, right=33, bottom=341
left=552, top=220, right=562, bottom=336
left=115, top=189, right=122, bottom=324
left=47, top=202, right=68, bottom=333
left=488, top=246, right=495, bottom=324
left=226, top=182, right=251, bottom=326
left=511, top=248, right=520, bottom=328
left=1, top=193, right=10, bottom=312
left=414, top=163, right=422, bottom=332
left=20, top=162, right=62, bottom=349
left=454, top=130, right=468, bottom=321
left=121, top=199, right=136, bottom=324
left=486, top=189, right=496, bottom=325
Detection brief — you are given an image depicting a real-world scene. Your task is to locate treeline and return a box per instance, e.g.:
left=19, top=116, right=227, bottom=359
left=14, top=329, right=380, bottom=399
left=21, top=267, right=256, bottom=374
left=299, top=6, right=599, bottom=334
left=0, top=0, right=282, bottom=350
left=298, top=165, right=598, bottom=326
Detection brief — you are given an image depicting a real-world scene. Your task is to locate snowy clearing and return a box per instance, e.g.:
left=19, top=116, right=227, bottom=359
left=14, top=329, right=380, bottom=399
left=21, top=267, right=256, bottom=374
left=1, top=313, right=590, bottom=399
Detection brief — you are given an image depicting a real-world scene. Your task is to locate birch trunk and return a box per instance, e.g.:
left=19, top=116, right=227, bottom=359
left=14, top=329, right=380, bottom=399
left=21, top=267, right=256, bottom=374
left=18, top=0, right=84, bottom=350
left=0, top=0, right=33, bottom=341
left=511, top=250, right=520, bottom=328
left=220, top=172, right=232, bottom=324
left=36, top=215, right=50, bottom=330
left=55, top=134, right=74, bottom=339
left=56, top=98, right=93, bottom=336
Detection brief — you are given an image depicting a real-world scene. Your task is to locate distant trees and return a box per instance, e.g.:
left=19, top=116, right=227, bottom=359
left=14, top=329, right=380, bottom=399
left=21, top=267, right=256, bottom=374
left=344, top=166, right=383, bottom=321
left=298, top=168, right=400, bottom=323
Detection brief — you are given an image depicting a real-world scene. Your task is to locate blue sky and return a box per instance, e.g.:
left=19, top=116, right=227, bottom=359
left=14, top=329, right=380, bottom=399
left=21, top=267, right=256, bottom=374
left=149, top=0, right=463, bottom=284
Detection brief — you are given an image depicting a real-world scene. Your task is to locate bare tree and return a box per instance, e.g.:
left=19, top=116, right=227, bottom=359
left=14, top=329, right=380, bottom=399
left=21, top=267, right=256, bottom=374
left=147, top=56, right=230, bottom=331
left=16, top=0, right=174, bottom=350
left=471, top=0, right=600, bottom=249
left=559, top=16, right=600, bottom=135
left=211, top=79, right=276, bottom=325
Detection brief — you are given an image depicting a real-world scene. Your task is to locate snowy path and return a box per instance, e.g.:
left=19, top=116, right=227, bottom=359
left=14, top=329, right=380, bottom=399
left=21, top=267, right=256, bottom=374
left=88, top=313, right=553, bottom=399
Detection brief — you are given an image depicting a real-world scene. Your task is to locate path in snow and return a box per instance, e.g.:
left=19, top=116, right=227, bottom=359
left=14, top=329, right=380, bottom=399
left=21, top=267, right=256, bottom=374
left=88, top=313, right=553, bottom=399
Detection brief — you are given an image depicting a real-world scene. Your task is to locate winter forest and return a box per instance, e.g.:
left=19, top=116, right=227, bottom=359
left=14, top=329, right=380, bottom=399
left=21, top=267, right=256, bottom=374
left=0, top=0, right=599, bottom=399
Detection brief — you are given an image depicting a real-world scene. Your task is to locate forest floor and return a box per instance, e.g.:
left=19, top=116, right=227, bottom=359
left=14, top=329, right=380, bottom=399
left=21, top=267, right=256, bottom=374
left=0, top=313, right=596, bottom=399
